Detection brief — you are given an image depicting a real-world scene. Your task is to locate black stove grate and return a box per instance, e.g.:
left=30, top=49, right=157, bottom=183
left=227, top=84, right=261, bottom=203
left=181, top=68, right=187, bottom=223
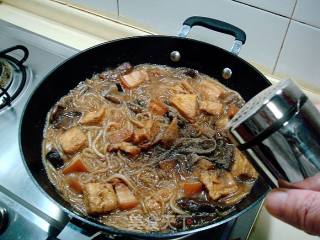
left=0, top=45, right=29, bottom=109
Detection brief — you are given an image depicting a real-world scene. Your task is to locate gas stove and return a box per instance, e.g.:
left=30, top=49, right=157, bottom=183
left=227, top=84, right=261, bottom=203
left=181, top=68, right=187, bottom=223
left=0, top=19, right=263, bottom=240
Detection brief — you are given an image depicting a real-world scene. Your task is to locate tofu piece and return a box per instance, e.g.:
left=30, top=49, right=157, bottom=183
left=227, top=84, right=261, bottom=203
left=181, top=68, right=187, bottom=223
left=60, top=127, right=87, bottom=154
left=62, top=154, right=89, bottom=174
left=80, top=108, right=106, bottom=125
left=107, top=142, right=141, bottom=157
left=149, top=99, right=168, bottom=116
left=120, top=70, right=149, bottom=89
left=133, top=120, right=160, bottom=145
left=83, top=183, right=117, bottom=215
left=115, top=183, right=138, bottom=210
left=197, top=159, right=214, bottom=170
left=231, top=149, right=258, bottom=180
left=199, top=101, right=223, bottom=116
left=161, top=117, right=179, bottom=148
left=215, top=116, right=229, bottom=129
left=198, top=80, right=226, bottom=101
left=108, top=125, right=134, bottom=144
left=170, top=94, right=197, bottom=122
left=200, top=170, right=238, bottom=200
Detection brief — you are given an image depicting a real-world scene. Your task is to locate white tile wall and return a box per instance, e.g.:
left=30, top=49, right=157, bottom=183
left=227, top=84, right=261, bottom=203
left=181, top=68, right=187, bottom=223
left=118, top=0, right=289, bottom=74
left=66, top=0, right=118, bottom=15
left=275, top=21, right=320, bottom=93
left=293, top=0, right=320, bottom=28
left=232, top=0, right=296, bottom=17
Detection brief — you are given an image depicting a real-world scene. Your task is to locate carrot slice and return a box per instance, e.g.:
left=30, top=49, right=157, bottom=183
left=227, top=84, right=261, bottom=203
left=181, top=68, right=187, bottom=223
left=183, top=181, right=203, bottom=197
left=115, top=183, right=138, bottom=210
left=62, top=155, right=89, bottom=174
left=68, top=178, right=83, bottom=194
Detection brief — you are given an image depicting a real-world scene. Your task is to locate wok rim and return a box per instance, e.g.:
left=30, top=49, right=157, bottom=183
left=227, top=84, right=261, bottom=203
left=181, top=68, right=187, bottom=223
left=19, top=34, right=270, bottom=239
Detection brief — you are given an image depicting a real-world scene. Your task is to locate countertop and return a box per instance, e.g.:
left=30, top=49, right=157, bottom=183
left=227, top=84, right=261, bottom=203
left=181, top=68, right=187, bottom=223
left=0, top=3, right=319, bottom=240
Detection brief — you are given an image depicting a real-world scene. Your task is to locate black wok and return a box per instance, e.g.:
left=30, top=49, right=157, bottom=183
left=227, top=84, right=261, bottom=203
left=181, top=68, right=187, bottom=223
left=20, top=16, right=270, bottom=239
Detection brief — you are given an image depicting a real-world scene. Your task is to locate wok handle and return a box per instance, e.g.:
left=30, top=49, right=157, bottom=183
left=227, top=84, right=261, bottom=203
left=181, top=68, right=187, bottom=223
left=178, top=16, right=246, bottom=55
left=0, top=45, right=29, bottom=65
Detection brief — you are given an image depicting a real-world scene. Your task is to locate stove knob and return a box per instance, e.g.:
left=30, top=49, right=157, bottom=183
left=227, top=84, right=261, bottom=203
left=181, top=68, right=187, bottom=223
left=0, top=207, right=8, bottom=233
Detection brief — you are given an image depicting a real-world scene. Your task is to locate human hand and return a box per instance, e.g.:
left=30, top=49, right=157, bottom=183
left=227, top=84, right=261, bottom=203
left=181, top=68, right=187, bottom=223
left=265, top=174, right=320, bottom=235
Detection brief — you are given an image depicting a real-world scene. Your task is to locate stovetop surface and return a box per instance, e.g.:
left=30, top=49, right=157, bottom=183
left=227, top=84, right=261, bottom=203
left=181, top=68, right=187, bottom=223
left=0, top=19, right=262, bottom=240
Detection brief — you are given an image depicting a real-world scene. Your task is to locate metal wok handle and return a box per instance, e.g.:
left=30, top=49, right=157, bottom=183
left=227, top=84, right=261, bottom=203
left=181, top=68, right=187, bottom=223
left=178, top=16, right=246, bottom=55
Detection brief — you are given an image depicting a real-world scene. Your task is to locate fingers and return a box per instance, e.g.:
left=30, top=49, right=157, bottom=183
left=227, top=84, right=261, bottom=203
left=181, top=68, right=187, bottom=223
left=278, top=173, right=320, bottom=191
left=265, top=188, right=320, bottom=235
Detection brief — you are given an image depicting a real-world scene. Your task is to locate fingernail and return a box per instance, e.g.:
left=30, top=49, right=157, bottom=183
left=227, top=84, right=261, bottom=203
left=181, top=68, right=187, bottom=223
left=265, top=190, right=288, bottom=216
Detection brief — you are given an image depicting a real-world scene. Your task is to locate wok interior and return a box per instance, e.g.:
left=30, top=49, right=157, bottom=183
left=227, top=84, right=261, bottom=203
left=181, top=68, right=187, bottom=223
left=20, top=36, right=270, bottom=237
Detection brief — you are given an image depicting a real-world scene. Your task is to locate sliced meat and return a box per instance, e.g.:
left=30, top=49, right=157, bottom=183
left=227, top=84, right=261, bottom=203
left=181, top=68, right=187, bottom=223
left=120, top=70, right=149, bottom=89
left=62, top=154, right=89, bottom=174
left=170, top=94, right=197, bottom=122
left=200, top=170, right=238, bottom=201
left=60, top=127, right=87, bottom=154
left=231, top=149, right=258, bottom=180
left=199, top=101, right=223, bottom=116
left=181, top=80, right=194, bottom=93
left=107, top=142, right=141, bottom=157
left=198, top=80, right=225, bottom=101
left=161, top=117, right=179, bottom=148
left=80, top=108, right=106, bottom=125
left=114, top=183, right=138, bottom=210
left=83, top=183, right=118, bottom=215
left=149, top=99, right=168, bottom=116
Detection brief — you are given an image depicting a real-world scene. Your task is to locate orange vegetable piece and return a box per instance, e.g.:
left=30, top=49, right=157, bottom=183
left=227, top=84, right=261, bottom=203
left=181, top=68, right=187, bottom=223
left=68, top=178, right=83, bottom=194
left=115, top=183, right=138, bottom=210
left=183, top=181, right=203, bottom=197
left=62, top=154, right=89, bottom=174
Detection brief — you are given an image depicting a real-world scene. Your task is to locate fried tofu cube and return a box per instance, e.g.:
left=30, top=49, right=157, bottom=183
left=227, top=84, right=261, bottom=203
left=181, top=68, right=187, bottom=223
left=62, top=154, right=89, bottom=174
left=197, top=159, right=214, bottom=170
left=199, top=101, right=223, bottom=115
left=170, top=94, right=197, bottom=122
left=60, top=127, right=87, bottom=154
left=231, top=149, right=258, bottom=180
left=200, top=170, right=238, bottom=200
left=198, top=80, right=226, bottom=101
left=108, top=126, right=134, bottom=144
left=149, top=99, right=168, bottom=116
left=115, top=183, right=138, bottom=210
left=80, top=108, right=106, bottom=125
left=83, top=183, right=118, bottom=215
left=120, top=70, right=149, bottom=89
left=133, top=120, right=160, bottom=145
left=161, top=117, right=179, bottom=148
left=108, top=142, right=141, bottom=157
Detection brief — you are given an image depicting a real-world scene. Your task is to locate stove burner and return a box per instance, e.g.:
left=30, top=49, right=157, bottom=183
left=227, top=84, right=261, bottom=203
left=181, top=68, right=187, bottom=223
left=0, top=45, right=29, bottom=110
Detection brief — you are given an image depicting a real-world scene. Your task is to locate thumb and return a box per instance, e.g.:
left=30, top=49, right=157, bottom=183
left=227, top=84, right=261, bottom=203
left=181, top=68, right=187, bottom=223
left=265, top=188, right=320, bottom=235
